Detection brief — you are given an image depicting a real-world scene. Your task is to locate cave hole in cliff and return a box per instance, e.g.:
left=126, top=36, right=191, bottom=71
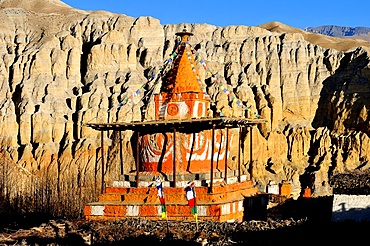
left=18, top=145, right=26, bottom=162
left=114, top=77, right=121, bottom=85
left=58, top=132, right=68, bottom=160
left=81, top=82, right=92, bottom=94
left=80, top=39, right=101, bottom=82
left=66, top=98, right=71, bottom=110
left=138, top=48, right=147, bottom=67
left=224, top=62, right=232, bottom=85
left=163, top=40, right=171, bottom=57
left=121, top=72, right=131, bottom=87
left=35, top=105, right=40, bottom=113
left=72, top=98, right=81, bottom=142
left=142, top=66, right=155, bottom=112
left=72, top=87, right=79, bottom=96
left=8, top=63, right=14, bottom=90
left=243, top=64, right=251, bottom=74
left=204, top=76, right=213, bottom=87
left=194, top=43, right=201, bottom=51
left=11, top=83, right=22, bottom=155
left=31, top=142, right=39, bottom=161
left=80, top=43, right=90, bottom=81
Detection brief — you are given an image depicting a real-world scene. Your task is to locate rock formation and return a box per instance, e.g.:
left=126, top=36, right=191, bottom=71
left=0, top=0, right=369, bottom=213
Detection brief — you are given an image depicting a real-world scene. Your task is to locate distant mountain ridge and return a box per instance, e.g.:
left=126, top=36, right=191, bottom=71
left=304, top=25, right=370, bottom=37
left=303, top=25, right=370, bottom=42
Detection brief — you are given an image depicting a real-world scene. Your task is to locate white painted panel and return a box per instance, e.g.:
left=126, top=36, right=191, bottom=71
left=238, top=201, right=243, bottom=212
left=221, top=204, right=230, bottom=215
left=332, top=194, right=370, bottom=222
left=197, top=205, right=207, bottom=216
left=91, top=205, right=105, bottom=216
left=126, top=205, right=139, bottom=216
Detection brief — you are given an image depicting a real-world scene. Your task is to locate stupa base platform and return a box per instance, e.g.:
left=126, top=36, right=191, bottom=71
left=84, top=176, right=268, bottom=222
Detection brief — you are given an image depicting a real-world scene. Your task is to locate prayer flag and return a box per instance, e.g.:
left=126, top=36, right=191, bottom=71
left=156, top=181, right=167, bottom=219
left=185, top=182, right=198, bottom=218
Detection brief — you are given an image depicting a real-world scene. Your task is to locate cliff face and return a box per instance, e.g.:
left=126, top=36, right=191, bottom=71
left=0, top=0, right=369, bottom=201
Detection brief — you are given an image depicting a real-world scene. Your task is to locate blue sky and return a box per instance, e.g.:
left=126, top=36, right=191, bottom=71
left=62, top=0, right=370, bottom=29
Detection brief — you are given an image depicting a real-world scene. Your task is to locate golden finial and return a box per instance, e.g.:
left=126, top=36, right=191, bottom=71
left=175, top=25, right=193, bottom=42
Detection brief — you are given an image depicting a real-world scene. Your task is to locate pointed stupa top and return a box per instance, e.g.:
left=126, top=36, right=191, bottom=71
left=175, top=27, right=194, bottom=42
left=160, top=27, right=202, bottom=94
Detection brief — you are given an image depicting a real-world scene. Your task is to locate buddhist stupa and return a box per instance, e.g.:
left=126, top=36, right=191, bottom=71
left=83, top=27, right=269, bottom=222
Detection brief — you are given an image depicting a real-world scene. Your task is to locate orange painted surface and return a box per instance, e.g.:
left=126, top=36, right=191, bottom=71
left=122, top=194, right=155, bottom=203
left=167, top=205, right=192, bottom=216
left=124, top=187, right=155, bottom=194
left=197, top=189, right=257, bottom=203
left=141, top=30, right=233, bottom=176
left=279, top=182, right=291, bottom=196
left=207, top=205, right=221, bottom=217
left=161, top=41, right=202, bottom=94
left=302, top=187, right=312, bottom=198
left=154, top=93, right=209, bottom=120
left=105, top=187, right=130, bottom=193
left=98, top=181, right=256, bottom=206
left=101, top=182, right=257, bottom=206
left=210, top=181, right=254, bottom=194
left=83, top=206, right=92, bottom=216
left=163, top=194, right=188, bottom=204
left=139, top=205, right=159, bottom=217
left=140, top=129, right=232, bottom=175
left=85, top=202, right=247, bottom=222
left=98, top=193, right=121, bottom=202
left=105, top=205, right=127, bottom=217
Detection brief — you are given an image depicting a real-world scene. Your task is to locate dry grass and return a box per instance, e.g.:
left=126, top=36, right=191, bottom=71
left=0, top=149, right=99, bottom=220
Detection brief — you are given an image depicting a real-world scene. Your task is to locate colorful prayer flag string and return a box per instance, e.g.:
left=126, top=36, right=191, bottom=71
left=101, top=38, right=258, bottom=122
left=156, top=179, right=167, bottom=219
left=185, top=181, right=198, bottom=222
left=187, top=43, right=252, bottom=116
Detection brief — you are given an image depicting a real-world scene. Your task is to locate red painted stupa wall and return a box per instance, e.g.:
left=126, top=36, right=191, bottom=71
left=140, top=29, right=233, bottom=175
left=140, top=129, right=234, bottom=174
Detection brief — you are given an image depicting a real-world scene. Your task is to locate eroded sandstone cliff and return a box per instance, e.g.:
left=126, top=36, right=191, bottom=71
left=0, top=0, right=369, bottom=212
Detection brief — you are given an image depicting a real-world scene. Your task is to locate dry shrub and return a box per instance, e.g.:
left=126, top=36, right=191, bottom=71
left=0, top=148, right=100, bottom=219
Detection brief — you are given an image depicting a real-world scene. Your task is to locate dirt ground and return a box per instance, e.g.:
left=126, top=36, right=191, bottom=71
left=1, top=195, right=369, bottom=245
